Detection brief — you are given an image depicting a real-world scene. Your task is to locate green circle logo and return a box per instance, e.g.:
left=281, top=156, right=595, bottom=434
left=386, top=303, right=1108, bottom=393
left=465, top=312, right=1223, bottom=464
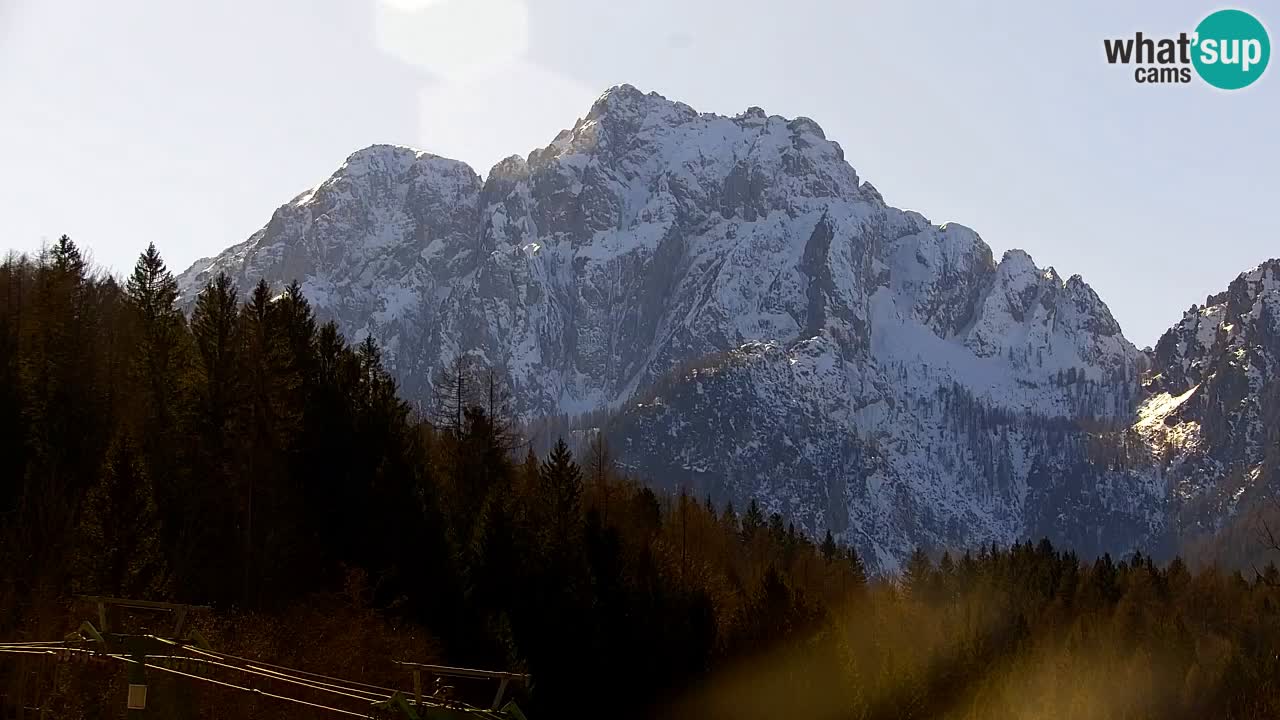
left=1193, top=9, right=1270, bottom=89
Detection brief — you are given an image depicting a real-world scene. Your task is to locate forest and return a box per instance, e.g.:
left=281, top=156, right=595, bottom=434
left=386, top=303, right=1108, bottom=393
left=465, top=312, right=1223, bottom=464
left=4, top=237, right=1280, bottom=719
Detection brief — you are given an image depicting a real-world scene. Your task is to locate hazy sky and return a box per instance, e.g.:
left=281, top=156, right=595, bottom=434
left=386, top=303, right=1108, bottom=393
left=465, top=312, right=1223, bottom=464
left=1, top=0, right=1274, bottom=347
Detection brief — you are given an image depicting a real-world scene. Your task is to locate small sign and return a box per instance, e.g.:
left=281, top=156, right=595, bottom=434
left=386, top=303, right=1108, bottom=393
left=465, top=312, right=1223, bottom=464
left=127, top=684, right=148, bottom=710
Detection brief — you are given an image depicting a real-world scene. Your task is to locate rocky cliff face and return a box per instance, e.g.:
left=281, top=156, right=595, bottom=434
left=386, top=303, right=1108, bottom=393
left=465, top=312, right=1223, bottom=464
left=178, top=85, right=1273, bottom=571
left=1137, top=261, right=1280, bottom=540
left=606, top=233, right=1155, bottom=570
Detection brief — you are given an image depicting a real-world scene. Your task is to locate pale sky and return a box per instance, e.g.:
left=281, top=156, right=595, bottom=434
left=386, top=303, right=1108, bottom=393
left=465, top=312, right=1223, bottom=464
left=1, top=0, right=1274, bottom=347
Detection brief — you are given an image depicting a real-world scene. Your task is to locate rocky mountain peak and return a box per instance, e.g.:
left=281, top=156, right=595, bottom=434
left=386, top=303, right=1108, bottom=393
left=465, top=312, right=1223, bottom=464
left=1129, top=259, right=1280, bottom=542
left=1150, top=259, right=1280, bottom=396
left=340, top=143, right=430, bottom=174
left=174, top=85, right=1276, bottom=572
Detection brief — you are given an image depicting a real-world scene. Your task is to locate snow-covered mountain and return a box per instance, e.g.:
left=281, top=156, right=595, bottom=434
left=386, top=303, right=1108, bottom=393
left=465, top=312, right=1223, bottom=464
left=1137, top=261, right=1280, bottom=542
left=178, top=85, right=1273, bottom=571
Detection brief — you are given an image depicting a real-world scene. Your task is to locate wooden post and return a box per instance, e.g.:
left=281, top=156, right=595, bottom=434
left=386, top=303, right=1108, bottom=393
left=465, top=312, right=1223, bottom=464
left=46, top=658, right=60, bottom=720
left=124, top=638, right=148, bottom=719
left=14, top=654, right=25, bottom=720
left=35, top=659, right=47, bottom=720
left=413, top=670, right=422, bottom=708
left=490, top=678, right=510, bottom=710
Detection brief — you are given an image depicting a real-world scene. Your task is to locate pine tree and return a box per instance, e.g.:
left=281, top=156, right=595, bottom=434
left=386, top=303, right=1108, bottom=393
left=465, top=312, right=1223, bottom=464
left=50, top=234, right=86, bottom=277
left=74, top=433, right=165, bottom=597
left=630, top=486, right=662, bottom=539
left=588, top=431, right=614, bottom=522
left=937, top=550, right=956, bottom=601
left=237, top=279, right=286, bottom=606
left=938, top=550, right=955, bottom=577
left=846, top=546, right=868, bottom=593
left=126, top=243, right=180, bottom=329
left=1090, top=552, right=1120, bottom=605
left=191, top=273, right=241, bottom=437
left=742, top=498, right=764, bottom=543
left=1165, top=555, right=1192, bottom=596
left=519, top=443, right=540, bottom=496
left=903, top=547, right=934, bottom=601
left=821, top=529, right=838, bottom=563
left=356, top=333, right=383, bottom=393
left=299, top=319, right=360, bottom=578
left=124, top=243, right=191, bottom=593
left=453, top=405, right=513, bottom=537
left=125, top=243, right=185, bottom=433
left=539, top=439, right=583, bottom=549
left=747, top=566, right=804, bottom=650
left=276, top=281, right=318, bottom=377
left=721, top=501, right=739, bottom=537
left=12, top=239, right=101, bottom=608
left=768, top=512, right=786, bottom=542
left=183, top=272, right=248, bottom=601
left=316, top=321, right=347, bottom=385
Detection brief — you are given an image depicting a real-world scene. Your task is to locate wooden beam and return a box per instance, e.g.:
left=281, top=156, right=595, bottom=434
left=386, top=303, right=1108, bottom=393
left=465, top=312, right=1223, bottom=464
left=392, top=662, right=528, bottom=682
left=76, top=596, right=209, bottom=613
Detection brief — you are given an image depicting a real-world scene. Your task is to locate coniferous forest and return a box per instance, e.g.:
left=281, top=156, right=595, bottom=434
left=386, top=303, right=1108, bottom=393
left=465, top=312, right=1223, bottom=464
left=6, top=237, right=1280, bottom=719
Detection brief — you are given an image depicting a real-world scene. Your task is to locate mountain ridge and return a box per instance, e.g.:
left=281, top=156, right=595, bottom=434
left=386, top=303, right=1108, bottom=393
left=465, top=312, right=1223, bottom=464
left=177, top=84, right=1276, bottom=571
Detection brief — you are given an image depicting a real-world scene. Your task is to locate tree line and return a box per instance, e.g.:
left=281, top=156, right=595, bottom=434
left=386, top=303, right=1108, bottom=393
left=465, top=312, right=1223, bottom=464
left=3, top=238, right=1280, bottom=719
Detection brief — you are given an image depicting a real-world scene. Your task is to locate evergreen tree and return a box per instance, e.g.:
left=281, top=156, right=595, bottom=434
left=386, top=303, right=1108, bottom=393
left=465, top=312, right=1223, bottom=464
left=742, top=498, right=764, bottom=543
left=126, top=243, right=180, bottom=326
left=519, top=443, right=540, bottom=495
left=191, top=272, right=241, bottom=439
left=236, top=279, right=298, bottom=606
left=847, top=546, right=868, bottom=592
left=538, top=439, right=584, bottom=550
left=15, top=238, right=1280, bottom=720
left=184, top=272, right=246, bottom=602
left=937, top=550, right=956, bottom=601
left=721, top=501, right=739, bottom=537
left=50, top=234, right=86, bottom=277
left=125, top=241, right=185, bottom=439
left=124, top=243, right=186, bottom=509
left=453, top=406, right=514, bottom=543
left=73, top=433, right=165, bottom=597
left=1091, top=552, right=1120, bottom=605
left=903, top=547, right=935, bottom=601
left=587, top=432, right=614, bottom=522
left=768, top=512, right=786, bottom=542
left=24, top=236, right=97, bottom=519
left=276, top=281, right=318, bottom=380
left=821, top=529, right=838, bottom=563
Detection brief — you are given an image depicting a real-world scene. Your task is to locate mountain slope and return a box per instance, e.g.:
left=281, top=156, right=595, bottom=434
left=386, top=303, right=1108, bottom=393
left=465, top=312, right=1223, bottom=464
left=1138, top=261, right=1280, bottom=540
left=178, top=85, right=1268, bottom=570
